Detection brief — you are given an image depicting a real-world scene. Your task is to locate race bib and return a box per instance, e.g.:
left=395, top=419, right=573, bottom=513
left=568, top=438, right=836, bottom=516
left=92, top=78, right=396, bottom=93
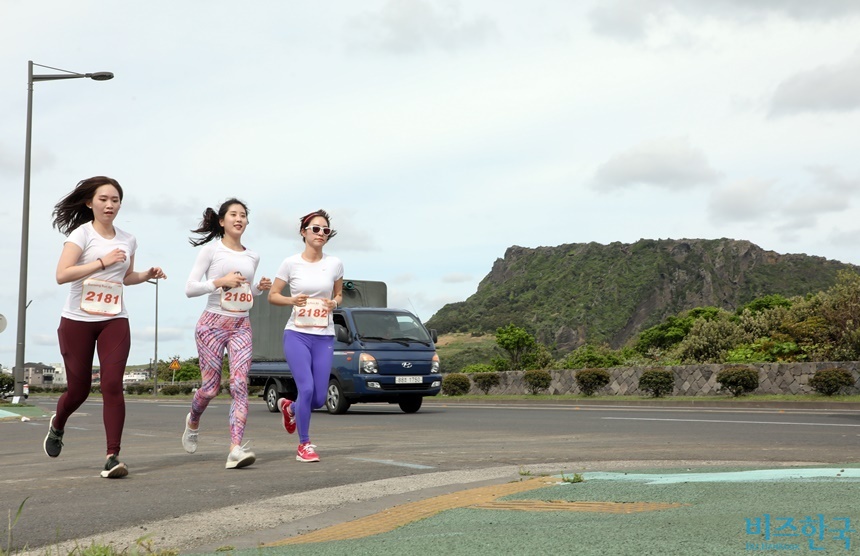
left=81, top=278, right=123, bottom=316
left=221, top=283, right=254, bottom=312
left=294, top=298, right=329, bottom=328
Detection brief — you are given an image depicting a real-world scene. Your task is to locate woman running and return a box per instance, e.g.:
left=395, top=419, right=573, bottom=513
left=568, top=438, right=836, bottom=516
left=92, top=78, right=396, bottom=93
left=268, top=209, right=343, bottom=462
left=44, top=176, right=166, bottom=478
left=183, top=199, right=271, bottom=468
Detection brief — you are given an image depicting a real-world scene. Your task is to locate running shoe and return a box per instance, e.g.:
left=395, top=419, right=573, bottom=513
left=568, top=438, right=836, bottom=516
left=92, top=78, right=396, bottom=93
left=226, top=442, right=256, bottom=469
left=100, top=455, right=129, bottom=479
left=296, top=442, right=320, bottom=463
left=278, top=398, right=296, bottom=435
left=182, top=413, right=198, bottom=453
left=43, top=414, right=64, bottom=458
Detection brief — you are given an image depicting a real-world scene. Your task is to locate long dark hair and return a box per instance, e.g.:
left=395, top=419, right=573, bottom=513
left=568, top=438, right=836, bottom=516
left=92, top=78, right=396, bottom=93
left=189, top=198, right=249, bottom=247
left=52, top=176, right=124, bottom=236
left=299, top=209, right=337, bottom=243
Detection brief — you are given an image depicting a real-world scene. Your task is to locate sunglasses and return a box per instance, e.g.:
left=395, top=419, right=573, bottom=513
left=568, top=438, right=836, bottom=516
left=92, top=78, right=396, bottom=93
left=304, top=225, right=333, bottom=236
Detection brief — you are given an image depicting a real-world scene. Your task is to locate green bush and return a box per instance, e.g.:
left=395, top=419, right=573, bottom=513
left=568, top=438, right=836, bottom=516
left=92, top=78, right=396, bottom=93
left=160, top=385, right=183, bottom=396
left=490, top=356, right=511, bottom=372
left=125, top=383, right=148, bottom=395
left=562, top=344, right=624, bottom=369
left=638, top=368, right=674, bottom=398
left=523, top=369, right=552, bottom=395
left=461, top=364, right=495, bottom=374
left=715, top=366, right=759, bottom=397
left=575, top=368, right=610, bottom=396
left=472, top=372, right=501, bottom=394
left=441, top=373, right=471, bottom=396
left=809, top=368, right=855, bottom=396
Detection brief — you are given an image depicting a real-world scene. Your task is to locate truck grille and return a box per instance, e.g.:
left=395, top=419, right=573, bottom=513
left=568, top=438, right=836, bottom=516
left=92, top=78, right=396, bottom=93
left=379, top=383, right=432, bottom=391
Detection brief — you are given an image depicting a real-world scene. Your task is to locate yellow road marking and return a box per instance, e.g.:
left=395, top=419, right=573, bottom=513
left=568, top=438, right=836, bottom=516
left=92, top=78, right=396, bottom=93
left=269, top=477, right=685, bottom=546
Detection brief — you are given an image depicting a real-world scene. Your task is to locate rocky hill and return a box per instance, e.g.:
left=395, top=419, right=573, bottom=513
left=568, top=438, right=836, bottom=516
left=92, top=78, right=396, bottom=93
left=426, top=238, right=860, bottom=352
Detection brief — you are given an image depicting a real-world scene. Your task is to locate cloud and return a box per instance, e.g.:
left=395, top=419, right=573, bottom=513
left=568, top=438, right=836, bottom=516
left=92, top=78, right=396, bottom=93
left=708, top=167, right=857, bottom=225
left=134, top=327, right=186, bottom=343
left=588, top=0, right=860, bottom=40
left=708, top=178, right=778, bottom=223
left=441, top=272, right=472, bottom=283
left=593, top=137, right=721, bottom=190
left=346, top=0, right=499, bottom=54
left=587, top=0, right=662, bottom=41
left=830, top=227, right=860, bottom=247
left=768, top=50, right=860, bottom=117
left=0, top=143, right=19, bottom=176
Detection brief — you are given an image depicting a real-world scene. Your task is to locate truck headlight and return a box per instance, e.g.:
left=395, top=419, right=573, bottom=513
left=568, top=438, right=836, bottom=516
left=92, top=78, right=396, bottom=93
left=431, top=353, right=440, bottom=373
left=359, top=353, right=378, bottom=374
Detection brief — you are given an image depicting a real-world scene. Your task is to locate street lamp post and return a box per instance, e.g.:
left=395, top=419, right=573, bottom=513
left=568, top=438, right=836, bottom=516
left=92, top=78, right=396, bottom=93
left=14, top=61, right=113, bottom=397
left=146, top=279, right=160, bottom=396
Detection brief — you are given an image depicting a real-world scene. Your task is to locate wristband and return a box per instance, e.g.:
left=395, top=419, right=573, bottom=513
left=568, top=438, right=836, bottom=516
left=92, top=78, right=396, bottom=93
left=98, top=258, right=105, bottom=270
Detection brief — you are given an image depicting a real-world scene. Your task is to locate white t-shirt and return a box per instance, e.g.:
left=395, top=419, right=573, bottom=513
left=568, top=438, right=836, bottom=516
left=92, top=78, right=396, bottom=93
left=275, top=253, right=343, bottom=335
left=61, top=222, right=137, bottom=322
left=185, top=239, right=263, bottom=317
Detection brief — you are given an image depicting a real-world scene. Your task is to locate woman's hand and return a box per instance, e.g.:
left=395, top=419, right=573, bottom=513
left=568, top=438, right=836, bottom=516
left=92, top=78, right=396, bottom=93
left=216, top=271, right=247, bottom=289
left=257, top=276, right=272, bottom=291
left=291, top=294, right=309, bottom=307
left=101, top=248, right=127, bottom=268
left=146, top=267, right=167, bottom=280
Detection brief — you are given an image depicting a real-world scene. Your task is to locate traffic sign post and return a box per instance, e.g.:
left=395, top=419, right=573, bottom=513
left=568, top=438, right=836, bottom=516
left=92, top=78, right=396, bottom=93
left=169, top=358, right=180, bottom=383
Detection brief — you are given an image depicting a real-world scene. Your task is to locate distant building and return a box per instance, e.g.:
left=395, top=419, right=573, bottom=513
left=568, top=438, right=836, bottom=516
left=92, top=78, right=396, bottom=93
left=123, top=370, right=150, bottom=384
left=50, top=363, right=67, bottom=385
left=23, top=362, right=56, bottom=387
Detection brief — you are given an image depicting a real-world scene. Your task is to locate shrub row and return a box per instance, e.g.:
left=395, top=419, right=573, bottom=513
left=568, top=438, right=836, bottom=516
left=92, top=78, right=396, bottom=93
left=439, top=367, right=857, bottom=397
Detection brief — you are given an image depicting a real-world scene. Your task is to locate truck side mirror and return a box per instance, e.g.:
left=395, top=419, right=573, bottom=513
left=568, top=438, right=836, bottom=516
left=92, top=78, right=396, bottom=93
left=429, top=329, right=438, bottom=344
left=335, top=324, right=351, bottom=343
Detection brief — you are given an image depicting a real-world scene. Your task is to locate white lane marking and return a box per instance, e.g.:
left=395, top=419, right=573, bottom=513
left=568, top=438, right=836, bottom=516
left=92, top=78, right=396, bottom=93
left=347, top=457, right=434, bottom=469
left=603, top=417, right=860, bottom=427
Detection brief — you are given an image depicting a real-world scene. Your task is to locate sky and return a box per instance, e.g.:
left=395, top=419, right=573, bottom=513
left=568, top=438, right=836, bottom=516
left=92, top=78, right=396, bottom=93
left=1, top=0, right=859, bottom=368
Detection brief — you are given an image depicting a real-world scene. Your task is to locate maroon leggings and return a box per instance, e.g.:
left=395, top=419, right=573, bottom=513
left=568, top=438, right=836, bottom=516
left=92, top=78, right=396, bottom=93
left=55, top=317, right=131, bottom=456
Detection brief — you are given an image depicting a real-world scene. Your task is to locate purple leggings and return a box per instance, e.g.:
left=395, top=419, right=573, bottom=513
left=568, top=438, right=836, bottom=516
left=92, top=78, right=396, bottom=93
left=55, top=317, right=130, bottom=456
left=283, top=330, right=334, bottom=444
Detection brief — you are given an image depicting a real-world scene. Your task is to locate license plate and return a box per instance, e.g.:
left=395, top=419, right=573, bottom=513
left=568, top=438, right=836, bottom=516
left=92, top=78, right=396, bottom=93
left=395, top=376, right=422, bottom=384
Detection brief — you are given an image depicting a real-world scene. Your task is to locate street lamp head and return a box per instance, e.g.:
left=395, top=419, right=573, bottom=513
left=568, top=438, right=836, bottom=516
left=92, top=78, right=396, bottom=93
left=88, top=72, right=114, bottom=81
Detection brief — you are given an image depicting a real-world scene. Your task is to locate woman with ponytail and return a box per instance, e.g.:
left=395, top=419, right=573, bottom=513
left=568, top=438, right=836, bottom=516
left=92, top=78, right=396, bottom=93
left=183, top=199, right=270, bottom=469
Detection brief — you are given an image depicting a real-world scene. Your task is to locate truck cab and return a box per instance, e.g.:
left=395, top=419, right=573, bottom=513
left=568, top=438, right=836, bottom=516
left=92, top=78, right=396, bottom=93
left=248, top=280, right=442, bottom=414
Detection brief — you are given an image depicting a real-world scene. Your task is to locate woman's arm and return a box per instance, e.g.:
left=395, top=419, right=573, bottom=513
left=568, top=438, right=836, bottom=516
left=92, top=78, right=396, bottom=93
left=123, top=255, right=167, bottom=285
left=268, top=277, right=306, bottom=307
left=55, top=243, right=90, bottom=285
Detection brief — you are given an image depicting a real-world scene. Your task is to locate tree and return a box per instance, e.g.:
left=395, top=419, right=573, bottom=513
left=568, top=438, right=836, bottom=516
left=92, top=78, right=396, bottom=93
left=495, top=324, right=536, bottom=370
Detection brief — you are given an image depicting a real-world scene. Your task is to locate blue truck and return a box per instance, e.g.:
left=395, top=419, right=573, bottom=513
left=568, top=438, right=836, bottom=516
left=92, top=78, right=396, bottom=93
left=248, top=280, right=442, bottom=414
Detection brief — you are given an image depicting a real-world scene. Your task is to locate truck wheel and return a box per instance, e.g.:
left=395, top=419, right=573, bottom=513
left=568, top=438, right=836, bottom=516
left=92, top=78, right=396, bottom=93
left=326, top=379, right=350, bottom=415
left=265, top=383, right=281, bottom=413
left=398, top=396, right=423, bottom=413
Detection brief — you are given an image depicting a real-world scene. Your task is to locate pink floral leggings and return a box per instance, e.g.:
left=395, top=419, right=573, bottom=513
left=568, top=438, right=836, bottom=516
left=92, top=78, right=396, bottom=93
left=189, top=311, right=252, bottom=446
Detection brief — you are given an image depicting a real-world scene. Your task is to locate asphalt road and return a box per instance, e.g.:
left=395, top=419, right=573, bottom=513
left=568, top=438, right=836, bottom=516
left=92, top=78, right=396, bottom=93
left=2, top=396, right=859, bottom=552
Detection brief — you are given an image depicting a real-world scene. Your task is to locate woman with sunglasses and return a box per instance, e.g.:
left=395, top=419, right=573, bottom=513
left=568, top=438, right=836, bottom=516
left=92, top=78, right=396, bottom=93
left=44, top=176, right=166, bottom=478
left=268, top=209, right=343, bottom=462
left=183, top=199, right=271, bottom=469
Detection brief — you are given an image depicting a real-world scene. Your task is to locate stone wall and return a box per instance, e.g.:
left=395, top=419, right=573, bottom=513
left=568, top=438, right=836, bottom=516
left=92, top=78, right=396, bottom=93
left=464, top=362, right=860, bottom=396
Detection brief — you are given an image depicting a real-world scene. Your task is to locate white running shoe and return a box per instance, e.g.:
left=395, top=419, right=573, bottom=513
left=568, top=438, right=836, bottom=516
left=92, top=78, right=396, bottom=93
left=182, top=413, right=198, bottom=454
left=226, top=442, right=256, bottom=469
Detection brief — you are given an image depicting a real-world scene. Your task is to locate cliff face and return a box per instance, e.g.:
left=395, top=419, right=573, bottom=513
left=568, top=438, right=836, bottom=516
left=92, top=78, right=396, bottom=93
left=426, top=238, right=858, bottom=352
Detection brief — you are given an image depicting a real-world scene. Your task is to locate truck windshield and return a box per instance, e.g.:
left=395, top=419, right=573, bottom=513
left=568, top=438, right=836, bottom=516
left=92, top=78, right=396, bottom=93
left=353, top=311, right=432, bottom=345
